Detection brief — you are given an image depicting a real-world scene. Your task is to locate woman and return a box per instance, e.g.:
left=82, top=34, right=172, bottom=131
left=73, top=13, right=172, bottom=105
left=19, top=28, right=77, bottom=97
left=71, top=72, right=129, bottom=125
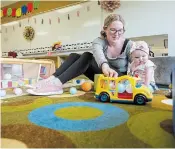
left=27, top=14, right=133, bottom=95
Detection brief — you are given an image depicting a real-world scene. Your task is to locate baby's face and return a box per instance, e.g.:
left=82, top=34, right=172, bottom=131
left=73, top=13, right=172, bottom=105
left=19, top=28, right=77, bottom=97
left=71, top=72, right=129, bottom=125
left=132, top=50, right=149, bottom=65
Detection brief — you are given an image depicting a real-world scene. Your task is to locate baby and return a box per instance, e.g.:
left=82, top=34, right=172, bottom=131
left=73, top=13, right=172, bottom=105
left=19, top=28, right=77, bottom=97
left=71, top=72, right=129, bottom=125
left=128, top=41, right=158, bottom=92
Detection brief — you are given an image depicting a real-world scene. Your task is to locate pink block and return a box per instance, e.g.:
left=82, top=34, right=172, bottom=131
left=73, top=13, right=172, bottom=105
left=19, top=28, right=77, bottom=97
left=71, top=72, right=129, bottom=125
left=8, top=81, right=12, bottom=88
left=47, top=52, right=52, bottom=56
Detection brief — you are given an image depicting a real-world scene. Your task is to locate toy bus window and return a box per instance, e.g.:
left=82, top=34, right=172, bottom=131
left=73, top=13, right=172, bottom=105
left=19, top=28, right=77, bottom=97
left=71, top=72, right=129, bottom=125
left=118, top=79, right=133, bottom=98
left=100, top=79, right=108, bottom=89
left=109, top=80, right=116, bottom=90
left=109, top=80, right=116, bottom=96
left=136, top=80, right=143, bottom=88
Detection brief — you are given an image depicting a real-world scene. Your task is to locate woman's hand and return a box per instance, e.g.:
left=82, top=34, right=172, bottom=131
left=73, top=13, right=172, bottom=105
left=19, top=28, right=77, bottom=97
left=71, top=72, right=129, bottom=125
left=102, top=63, right=118, bottom=78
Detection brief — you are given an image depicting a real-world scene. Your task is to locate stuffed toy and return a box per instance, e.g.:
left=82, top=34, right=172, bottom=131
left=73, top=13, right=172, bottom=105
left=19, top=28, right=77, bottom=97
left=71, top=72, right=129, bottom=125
left=8, top=51, right=17, bottom=58
left=52, top=41, right=62, bottom=51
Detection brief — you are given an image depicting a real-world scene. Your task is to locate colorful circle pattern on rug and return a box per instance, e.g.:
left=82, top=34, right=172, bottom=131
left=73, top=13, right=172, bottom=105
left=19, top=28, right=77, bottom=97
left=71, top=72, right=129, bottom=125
left=28, top=102, right=129, bottom=132
left=54, top=106, right=103, bottom=120
left=1, top=124, right=76, bottom=148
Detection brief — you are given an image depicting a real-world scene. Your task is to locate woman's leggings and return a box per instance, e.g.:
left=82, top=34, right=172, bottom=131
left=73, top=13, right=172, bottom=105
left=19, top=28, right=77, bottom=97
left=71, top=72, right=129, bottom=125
left=52, top=52, right=102, bottom=84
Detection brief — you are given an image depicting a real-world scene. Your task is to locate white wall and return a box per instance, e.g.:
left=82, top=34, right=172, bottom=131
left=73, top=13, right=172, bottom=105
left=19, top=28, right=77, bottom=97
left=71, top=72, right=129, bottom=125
left=1, top=1, right=175, bottom=56
left=115, top=1, right=175, bottom=56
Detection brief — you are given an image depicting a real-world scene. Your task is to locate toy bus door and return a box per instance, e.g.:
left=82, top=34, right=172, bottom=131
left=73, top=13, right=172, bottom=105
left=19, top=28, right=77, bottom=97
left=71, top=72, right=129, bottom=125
left=109, top=80, right=116, bottom=98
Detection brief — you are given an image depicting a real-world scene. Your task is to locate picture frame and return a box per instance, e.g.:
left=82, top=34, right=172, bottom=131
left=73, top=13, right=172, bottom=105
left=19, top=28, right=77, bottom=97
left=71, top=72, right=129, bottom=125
left=164, top=39, right=168, bottom=49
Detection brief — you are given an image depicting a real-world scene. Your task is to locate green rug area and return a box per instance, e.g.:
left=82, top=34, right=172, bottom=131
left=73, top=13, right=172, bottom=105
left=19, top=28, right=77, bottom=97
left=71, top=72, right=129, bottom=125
left=1, top=92, right=175, bottom=148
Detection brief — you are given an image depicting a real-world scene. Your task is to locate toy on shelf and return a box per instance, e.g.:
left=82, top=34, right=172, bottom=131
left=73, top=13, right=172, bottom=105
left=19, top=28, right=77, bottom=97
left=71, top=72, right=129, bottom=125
left=81, top=82, right=92, bottom=92
left=52, top=41, right=62, bottom=52
left=4, top=73, right=12, bottom=80
left=8, top=51, right=17, bottom=58
left=40, top=66, right=48, bottom=79
left=13, top=88, right=23, bottom=95
left=94, top=74, right=153, bottom=105
left=0, top=90, right=6, bottom=97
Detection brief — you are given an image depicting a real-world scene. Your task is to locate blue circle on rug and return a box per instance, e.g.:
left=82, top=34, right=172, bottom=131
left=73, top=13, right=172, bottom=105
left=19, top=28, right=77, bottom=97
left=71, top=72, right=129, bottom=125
left=28, top=102, right=129, bottom=132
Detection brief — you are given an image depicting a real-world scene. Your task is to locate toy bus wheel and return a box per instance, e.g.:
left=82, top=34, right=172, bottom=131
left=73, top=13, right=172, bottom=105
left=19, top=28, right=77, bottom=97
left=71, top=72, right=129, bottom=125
left=99, top=92, right=110, bottom=102
left=134, top=94, right=146, bottom=105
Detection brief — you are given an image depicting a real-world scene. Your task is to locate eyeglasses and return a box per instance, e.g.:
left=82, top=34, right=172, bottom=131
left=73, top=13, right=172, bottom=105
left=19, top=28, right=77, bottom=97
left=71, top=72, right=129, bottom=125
left=109, top=28, right=124, bottom=35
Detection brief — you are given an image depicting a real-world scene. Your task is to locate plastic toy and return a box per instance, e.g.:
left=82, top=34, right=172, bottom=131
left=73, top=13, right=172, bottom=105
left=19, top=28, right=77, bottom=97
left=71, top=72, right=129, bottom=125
left=73, top=79, right=86, bottom=85
left=0, top=90, right=6, bottom=97
left=70, top=87, right=77, bottom=95
left=81, top=79, right=85, bottom=84
left=76, top=80, right=81, bottom=84
left=81, top=82, right=92, bottom=92
left=4, top=73, right=12, bottom=80
left=94, top=74, right=153, bottom=105
left=18, top=79, right=25, bottom=87
left=52, top=41, right=62, bottom=51
left=13, top=88, right=23, bottom=95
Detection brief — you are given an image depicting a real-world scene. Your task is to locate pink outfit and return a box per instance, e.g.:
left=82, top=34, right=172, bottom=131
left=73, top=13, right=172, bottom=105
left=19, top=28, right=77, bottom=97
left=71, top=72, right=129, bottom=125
left=128, top=60, right=156, bottom=83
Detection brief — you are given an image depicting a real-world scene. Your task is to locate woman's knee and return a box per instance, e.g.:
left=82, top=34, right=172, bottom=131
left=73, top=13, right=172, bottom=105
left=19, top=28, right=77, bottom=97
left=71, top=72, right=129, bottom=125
left=69, top=53, right=80, bottom=56
left=77, top=52, right=93, bottom=67
left=69, top=53, right=80, bottom=58
left=81, top=52, right=93, bottom=59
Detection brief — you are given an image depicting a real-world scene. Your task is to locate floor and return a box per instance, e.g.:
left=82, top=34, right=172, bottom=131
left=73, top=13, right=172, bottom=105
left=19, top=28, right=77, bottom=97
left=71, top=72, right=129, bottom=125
left=0, top=82, right=83, bottom=102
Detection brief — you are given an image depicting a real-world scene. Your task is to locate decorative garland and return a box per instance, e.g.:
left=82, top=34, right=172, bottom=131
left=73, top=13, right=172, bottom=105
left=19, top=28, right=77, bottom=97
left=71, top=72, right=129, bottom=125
left=100, top=0, right=120, bottom=13
left=1, top=1, right=39, bottom=18
left=23, top=26, right=35, bottom=41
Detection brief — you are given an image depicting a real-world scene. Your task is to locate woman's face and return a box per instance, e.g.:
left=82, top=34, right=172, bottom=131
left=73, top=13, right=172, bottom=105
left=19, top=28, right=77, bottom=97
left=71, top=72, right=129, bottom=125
left=105, top=21, right=124, bottom=43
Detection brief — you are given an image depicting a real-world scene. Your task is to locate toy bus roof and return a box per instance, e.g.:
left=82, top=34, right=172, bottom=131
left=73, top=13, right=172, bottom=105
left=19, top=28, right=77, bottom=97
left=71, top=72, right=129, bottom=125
left=98, top=74, right=141, bottom=81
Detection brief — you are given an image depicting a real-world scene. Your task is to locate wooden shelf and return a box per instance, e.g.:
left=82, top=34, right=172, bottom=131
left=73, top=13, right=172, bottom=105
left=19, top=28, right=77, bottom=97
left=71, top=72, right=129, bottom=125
left=1, top=58, right=56, bottom=88
left=0, top=58, right=55, bottom=64
left=17, top=48, right=92, bottom=59
left=13, top=48, right=92, bottom=68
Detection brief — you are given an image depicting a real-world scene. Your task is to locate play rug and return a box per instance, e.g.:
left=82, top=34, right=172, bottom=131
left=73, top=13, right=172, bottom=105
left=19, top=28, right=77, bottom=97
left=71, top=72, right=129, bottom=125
left=1, top=92, right=174, bottom=148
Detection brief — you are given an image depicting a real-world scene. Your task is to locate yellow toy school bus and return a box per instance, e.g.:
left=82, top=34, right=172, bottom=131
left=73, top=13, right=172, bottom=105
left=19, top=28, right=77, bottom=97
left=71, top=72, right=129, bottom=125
left=94, top=74, right=153, bottom=105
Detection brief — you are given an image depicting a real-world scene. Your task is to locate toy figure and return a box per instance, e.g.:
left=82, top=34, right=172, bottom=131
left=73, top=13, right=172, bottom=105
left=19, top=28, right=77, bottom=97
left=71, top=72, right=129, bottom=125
left=52, top=41, right=62, bottom=51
